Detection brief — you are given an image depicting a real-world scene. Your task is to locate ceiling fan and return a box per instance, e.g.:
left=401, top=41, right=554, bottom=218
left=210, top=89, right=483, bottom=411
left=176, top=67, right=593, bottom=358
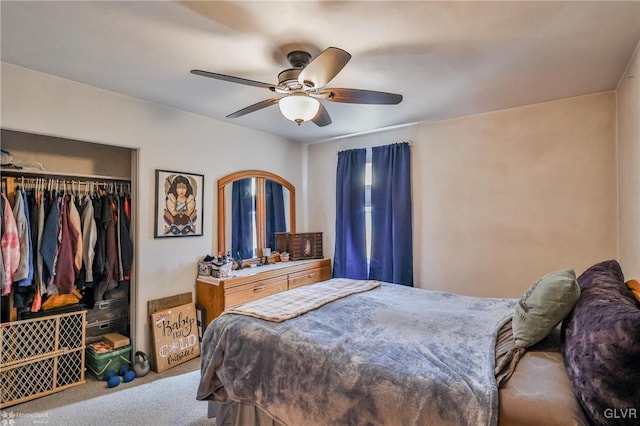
left=191, top=47, right=403, bottom=126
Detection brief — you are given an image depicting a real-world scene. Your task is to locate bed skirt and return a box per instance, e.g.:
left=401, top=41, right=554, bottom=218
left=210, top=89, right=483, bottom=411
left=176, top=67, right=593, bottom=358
left=209, top=401, right=283, bottom=426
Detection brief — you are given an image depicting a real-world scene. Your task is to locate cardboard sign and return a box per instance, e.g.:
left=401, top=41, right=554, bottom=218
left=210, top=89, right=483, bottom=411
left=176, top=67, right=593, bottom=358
left=150, top=302, right=200, bottom=372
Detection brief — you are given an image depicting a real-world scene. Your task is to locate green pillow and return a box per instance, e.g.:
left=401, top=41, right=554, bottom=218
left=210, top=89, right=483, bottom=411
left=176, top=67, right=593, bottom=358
left=512, top=269, right=581, bottom=348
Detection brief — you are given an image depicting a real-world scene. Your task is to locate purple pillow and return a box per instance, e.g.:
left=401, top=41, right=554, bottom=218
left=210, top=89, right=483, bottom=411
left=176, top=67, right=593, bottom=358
left=561, top=260, right=640, bottom=425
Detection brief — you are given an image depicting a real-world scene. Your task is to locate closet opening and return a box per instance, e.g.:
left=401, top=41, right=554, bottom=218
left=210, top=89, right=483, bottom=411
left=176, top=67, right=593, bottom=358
left=1, top=128, right=138, bottom=354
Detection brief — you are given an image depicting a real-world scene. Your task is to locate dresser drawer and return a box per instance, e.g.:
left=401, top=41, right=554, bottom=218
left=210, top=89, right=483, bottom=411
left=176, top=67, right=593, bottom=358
left=225, top=276, right=288, bottom=308
left=288, top=265, right=332, bottom=289
left=86, top=298, right=129, bottom=325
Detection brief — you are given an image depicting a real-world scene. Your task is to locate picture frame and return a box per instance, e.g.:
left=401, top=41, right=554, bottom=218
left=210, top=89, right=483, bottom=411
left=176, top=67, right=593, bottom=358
left=154, top=169, right=204, bottom=238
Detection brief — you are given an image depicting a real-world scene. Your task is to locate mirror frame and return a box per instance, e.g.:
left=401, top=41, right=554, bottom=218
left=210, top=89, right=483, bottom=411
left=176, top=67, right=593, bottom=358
left=217, top=170, right=296, bottom=256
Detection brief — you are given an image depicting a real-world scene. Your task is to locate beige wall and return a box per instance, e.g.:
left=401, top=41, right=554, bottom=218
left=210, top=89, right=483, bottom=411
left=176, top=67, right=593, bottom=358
left=308, top=92, right=618, bottom=298
left=1, top=63, right=306, bottom=355
left=618, top=42, right=640, bottom=280
left=1, top=60, right=625, bottom=347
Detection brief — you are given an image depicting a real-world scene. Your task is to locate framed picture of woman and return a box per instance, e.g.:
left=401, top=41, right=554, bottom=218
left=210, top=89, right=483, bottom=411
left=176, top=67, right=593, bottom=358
left=154, top=169, right=204, bottom=238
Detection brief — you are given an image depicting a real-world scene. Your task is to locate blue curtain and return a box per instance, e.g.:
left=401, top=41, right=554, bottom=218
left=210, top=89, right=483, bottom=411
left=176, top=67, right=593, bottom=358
left=333, top=148, right=368, bottom=279
left=232, top=178, right=255, bottom=259
left=265, top=180, right=286, bottom=250
left=370, top=142, right=413, bottom=286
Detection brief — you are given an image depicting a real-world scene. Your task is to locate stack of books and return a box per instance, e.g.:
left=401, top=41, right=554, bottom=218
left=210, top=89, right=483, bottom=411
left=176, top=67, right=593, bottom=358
left=87, top=341, right=113, bottom=354
left=86, top=333, right=131, bottom=354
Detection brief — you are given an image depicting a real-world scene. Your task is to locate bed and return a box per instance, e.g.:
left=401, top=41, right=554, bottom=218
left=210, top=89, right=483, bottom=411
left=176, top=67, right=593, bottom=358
left=197, top=260, right=640, bottom=425
left=196, top=272, right=603, bottom=426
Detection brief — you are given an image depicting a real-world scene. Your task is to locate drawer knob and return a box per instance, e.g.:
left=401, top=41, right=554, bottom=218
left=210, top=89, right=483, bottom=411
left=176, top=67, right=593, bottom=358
left=308, top=273, right=317, bottom=278
left=253, top=285, right=266, bottom=292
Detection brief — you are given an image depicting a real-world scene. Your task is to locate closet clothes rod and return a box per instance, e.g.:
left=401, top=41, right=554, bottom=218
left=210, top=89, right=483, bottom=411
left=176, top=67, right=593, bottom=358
left=0, top=168, right=131, bottom=183
left=5, top=176, right=130, bottom=188
left=2, top=176, right=131, bottom=194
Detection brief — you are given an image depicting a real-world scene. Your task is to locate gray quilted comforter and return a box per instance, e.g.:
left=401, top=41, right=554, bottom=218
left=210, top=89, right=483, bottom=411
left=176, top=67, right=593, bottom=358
left=197, top=283, right=516, bottom=426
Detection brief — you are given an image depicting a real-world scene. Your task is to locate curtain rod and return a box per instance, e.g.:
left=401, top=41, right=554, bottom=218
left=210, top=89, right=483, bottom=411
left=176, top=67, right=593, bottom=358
left=335, top=140, right=413, bottom=155
left=311, top=120, right=425, bottom=144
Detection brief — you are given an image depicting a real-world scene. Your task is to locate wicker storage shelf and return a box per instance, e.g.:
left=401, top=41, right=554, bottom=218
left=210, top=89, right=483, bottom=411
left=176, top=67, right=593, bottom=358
left=0, top=310, right=86, bottom=408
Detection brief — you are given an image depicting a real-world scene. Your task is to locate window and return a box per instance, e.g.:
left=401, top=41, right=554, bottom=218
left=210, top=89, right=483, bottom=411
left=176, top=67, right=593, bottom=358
left=334, top=142, right=412, bottom=285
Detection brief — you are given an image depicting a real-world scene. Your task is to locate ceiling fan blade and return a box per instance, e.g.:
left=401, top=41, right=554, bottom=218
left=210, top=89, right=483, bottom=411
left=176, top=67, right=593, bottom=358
left=317, top=88, right=403, bottom=105
left=298, top=47, right=351, bottom=89
left=191, top=70, right=275, bottom=90
left=226, top=98, right=280, bottom=118
left=311, top=103, right=332, bottom=127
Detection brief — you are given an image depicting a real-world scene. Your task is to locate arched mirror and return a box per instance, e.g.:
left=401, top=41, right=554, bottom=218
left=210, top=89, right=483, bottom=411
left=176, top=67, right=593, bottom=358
left=218, top=170, right=295, bottom=259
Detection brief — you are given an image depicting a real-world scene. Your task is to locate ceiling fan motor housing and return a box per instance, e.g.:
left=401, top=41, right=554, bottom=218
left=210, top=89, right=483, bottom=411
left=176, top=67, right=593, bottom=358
left=277, top=51, right=313, bottom=91
left=287, top=51, right=312, bottom=68
left=277, top=68, right=303, bottom=91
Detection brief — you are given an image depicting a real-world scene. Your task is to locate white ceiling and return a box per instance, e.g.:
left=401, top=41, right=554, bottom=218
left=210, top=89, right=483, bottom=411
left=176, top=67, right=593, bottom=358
left=2, top=1, right=639, bottom=144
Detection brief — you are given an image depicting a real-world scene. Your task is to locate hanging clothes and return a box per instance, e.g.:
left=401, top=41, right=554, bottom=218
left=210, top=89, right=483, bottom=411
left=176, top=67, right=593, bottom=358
left=33, top=190, right=46, bottom=311
left=116, top=194, right=124, bottom=282
left=2, top=175, right=132, bottom=314
left=96, top=195, right=119, bottom=301
left=124, top=195, right=131, bottom=224
left=81, top=194, right=97, bottom=283
left=1, top=193, right=19, bottom=294
left=119, top=195, right=133, bottom=279
left=92, top=194, right=107, bottom=281
left=27, top=189, right=38, bottom=268
left=40, top=194, right=59, bottom=288
left=68, top=194, right=83, bottom=274
left=105, top=194, right=119, bottom=284
left=0, top=197, right=4, bottom=292
left=0, top=243, right=4, bottom=294
left=12, top=189, right=33, bottom=286
left=53, top=196, right=78, bottom=295
left=13, top=190, right=35, bottom=309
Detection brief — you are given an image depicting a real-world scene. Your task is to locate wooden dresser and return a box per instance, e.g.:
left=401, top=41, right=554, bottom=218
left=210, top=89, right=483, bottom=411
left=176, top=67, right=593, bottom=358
left=196, top=258, right=332, bottom=328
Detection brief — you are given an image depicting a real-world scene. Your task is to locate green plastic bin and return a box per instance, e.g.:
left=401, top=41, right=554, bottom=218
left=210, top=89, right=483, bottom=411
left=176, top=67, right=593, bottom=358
left=86, top=345, right=132, bottom=379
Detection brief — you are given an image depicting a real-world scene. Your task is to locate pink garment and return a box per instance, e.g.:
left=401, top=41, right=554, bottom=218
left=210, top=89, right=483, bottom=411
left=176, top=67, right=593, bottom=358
left=1, top=194, right=20, bottom=294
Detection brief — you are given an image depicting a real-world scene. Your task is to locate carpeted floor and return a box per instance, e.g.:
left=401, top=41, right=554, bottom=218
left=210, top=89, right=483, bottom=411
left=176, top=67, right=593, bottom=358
left=1, top=357, right=215, bottom=426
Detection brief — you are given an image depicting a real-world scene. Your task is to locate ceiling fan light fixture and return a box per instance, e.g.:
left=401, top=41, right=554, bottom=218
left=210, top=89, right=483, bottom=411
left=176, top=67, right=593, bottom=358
left=192, top=46, right=402, bottom=127
left=278, top=93, right=320, bottom=125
